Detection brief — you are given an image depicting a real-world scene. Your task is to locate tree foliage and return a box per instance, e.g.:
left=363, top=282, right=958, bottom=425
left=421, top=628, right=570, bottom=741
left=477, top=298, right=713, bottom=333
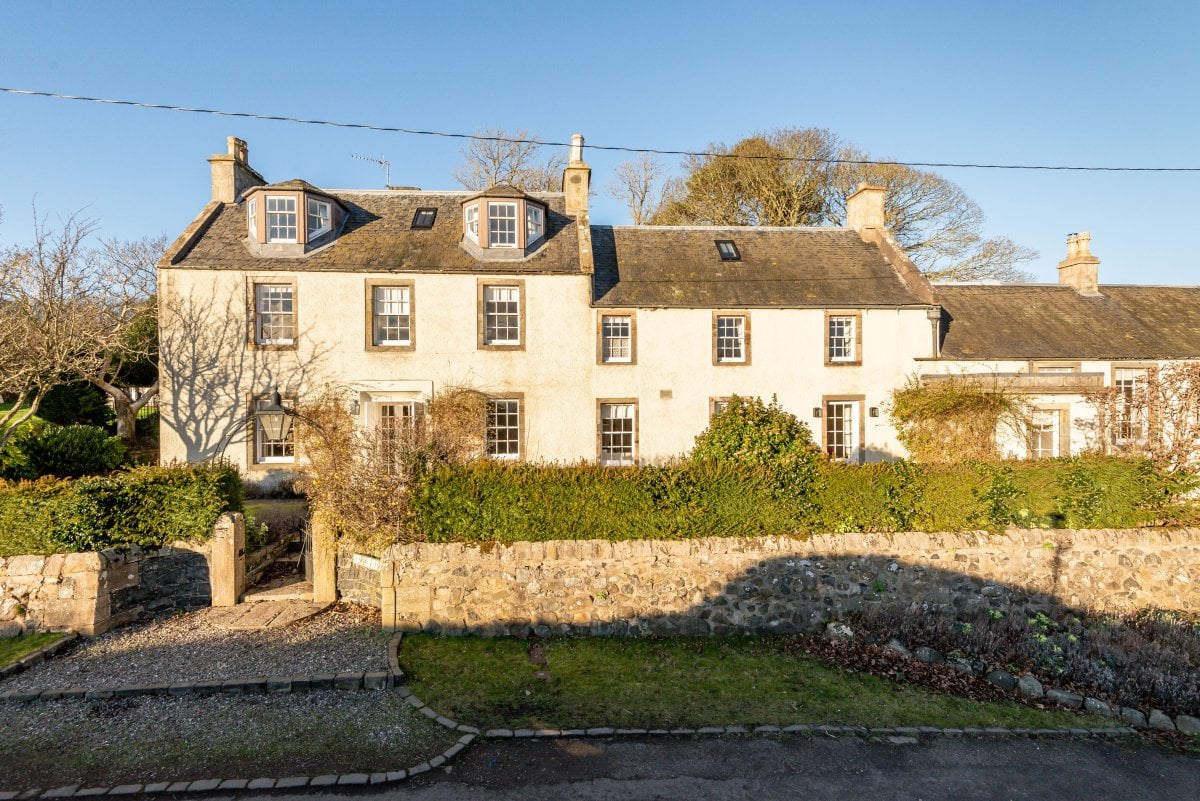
left=606, top=155, right=667, bottom=225
left=889, top=376, right=1029, bottom=464
left=453, top=128, right=565, bottom=192
left=650, top=127, right=1036, bottom=282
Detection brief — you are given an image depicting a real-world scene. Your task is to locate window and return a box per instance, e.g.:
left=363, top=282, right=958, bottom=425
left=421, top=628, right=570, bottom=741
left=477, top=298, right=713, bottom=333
left=715, top=315, right=746, bottom=363
left=488, top=202, right=518, bottom=247
left=1115, top=368, right=1149, bottom=443
left=716, top=240, right=740, bottom=261
left=307, top=198, right=331, bottom=238
left=827, top=314, right=858, bottom=363
left=599, top=402, right=637, bottom=466
left=1034, top=365, right=1077, bottom=374
left=710, top=397, right=732, bottom=418
left=1029, top=410, right=1059, bottom=459
left=482, top=285, right=521, bottom=346
left=825, top=400, right=860, bottom=461
left=411, top=208, right=437, bottom=229
left=464, top=205, right=480, bottom=243
left=485, top=398, right=521, bottom=460
left=247, top=198, right=258, bottom=239
left=254, top=396, right=295, bottom=463
left=601, top=315, right=633, bottom=363
left=254, top=283, right=295, bottom=345
left=372, top=286, right=412, bottom=346
left=526, top=205, right=544, bottom=242
left=266, top=196, right=297, bottom=243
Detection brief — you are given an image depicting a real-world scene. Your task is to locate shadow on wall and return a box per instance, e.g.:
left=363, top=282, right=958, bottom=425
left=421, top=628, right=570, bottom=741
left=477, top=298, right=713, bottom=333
left=158, top=288, right=330, bottom=463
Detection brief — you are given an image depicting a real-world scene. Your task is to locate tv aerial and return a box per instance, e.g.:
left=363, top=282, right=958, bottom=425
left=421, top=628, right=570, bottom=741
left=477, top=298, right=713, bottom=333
left=352, top=154, right=391, bottom=188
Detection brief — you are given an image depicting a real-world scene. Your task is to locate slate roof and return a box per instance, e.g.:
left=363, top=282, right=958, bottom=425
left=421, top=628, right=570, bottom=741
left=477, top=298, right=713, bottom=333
left=167, top=191, right=581, bottom=275
left=591, top=226, right=931, bottom=308
left=936, top=284, right=1200, bottom=360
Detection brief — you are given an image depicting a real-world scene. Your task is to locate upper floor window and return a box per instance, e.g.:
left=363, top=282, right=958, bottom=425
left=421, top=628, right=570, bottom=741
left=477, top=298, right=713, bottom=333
left=307, top=198, right=331, bottom=238
left=526, top=205, right=545, bottom=242
left=715, top=315, right=747, bottom=364
left=266, top=196, right=297, bottom=243
left=827, top=313, right=859, bottom=364
left=488, top=202, right=518, bottom=247
left=247, top=198, right=258, bottom=239
left=601, top=315, right=633, bottom=363
left=254, top=283, right=295, bottom=346
left=464, top=205, right=480, bottom=243
left=372, top=285, right=412, bottom=346
left=482, top=284, right=522, bottom=346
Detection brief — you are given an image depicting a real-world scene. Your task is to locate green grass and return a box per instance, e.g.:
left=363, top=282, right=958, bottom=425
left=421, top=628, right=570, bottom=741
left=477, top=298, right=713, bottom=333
left=401, top=635, right=1110, bottom=730
left=0, top=632, right=65, bottom=667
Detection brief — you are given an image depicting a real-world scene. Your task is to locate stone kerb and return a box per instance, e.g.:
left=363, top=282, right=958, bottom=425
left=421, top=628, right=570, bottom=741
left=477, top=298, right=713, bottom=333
left=378, top=528, right=1200, bottom=635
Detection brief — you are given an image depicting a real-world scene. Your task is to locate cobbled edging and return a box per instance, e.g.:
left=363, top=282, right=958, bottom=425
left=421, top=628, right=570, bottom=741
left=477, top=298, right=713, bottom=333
left=0, top=670, right=396, bottom=703
left=0, top=634, right=79, bottom=683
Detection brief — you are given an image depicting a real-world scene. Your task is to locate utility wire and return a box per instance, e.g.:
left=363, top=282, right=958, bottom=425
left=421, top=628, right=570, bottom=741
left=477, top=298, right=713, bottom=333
left=3, top=85, right=1199, bottom=173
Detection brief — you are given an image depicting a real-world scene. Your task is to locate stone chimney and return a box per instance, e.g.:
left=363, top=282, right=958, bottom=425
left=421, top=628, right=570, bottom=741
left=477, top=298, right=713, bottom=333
left=845, top=183, right=886, bottom=235
left=208, top=136, right=265, bottom=203
left=562, top=133, right=594, bottom=274
left=1057, top=232, right=1100, bottom=295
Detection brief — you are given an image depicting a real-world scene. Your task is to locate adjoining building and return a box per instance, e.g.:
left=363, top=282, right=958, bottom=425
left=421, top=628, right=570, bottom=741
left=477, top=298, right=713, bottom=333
left=158, top=137, right=1200, bottom=483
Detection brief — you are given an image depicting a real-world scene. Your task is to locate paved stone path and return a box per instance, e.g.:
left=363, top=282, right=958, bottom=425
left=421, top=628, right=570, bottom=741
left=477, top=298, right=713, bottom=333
left=205, top=599, right=330, bottom=630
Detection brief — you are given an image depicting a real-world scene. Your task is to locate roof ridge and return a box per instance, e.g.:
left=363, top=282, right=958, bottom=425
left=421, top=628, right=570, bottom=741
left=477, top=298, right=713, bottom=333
left=602, top=224, right=846, bottom=233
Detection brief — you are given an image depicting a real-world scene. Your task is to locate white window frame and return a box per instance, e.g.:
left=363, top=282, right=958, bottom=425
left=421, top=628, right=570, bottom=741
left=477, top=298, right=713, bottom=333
left=483, top=285, right=521, bottom=345
left=254, top=283, right=295, bottom=345
left=464, top=204, right=480, bottom=243
left=247, top=198, right=258, bottom=239
left=266, top=196, right=298, bottom=243
left=1114, top=367, right=1149, bottom=444
left=254, top=397, right=295, bottom=464
left=372, top=285, right=412, bottom=346
left=488, top=202, right=518, bottom=248
left=716, top=315, right=746, bottom=363
left=485, top=398, right=521, bottom=460
left=828, top=316, right=856, bottom=362
left=1030, top=409, right=1060, bottom=459
left=307, top=197, right=331, bottom=238
left=825, top=400, right=861, bottom=462
left=526, top=204, right=545, bottom=243
left=599, top=402, right=637, bottom=466
left=601, top=315, right=632, bottom=363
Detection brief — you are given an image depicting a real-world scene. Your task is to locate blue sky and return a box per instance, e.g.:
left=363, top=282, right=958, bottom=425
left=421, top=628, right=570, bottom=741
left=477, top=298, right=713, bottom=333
left=1, top=0, right=1196, bottom=284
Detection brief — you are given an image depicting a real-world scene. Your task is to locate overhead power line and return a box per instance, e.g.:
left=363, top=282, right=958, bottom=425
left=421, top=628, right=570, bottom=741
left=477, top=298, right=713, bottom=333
left=3, top=85, right=1199, bottom=173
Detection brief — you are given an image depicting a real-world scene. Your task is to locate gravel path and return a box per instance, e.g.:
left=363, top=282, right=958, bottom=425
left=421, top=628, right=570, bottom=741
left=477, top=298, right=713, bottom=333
left=1, top=603, right=389, bottom=691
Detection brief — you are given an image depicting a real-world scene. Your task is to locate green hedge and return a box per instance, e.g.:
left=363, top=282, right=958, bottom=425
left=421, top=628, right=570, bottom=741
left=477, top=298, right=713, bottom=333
left=409, top=456, right=1185, bottom=543
left=0, top=463, right=244, bottom=557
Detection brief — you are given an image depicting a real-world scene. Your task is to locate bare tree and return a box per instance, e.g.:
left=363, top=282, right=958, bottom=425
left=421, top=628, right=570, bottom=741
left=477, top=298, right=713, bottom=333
left=453, top=127, right=565, bottom=192
left=1085, top=363, right=1200, bottom=472
left=0, top=211, right=164, bottom=445
left=606, top=155, right=666, bottom=224
left=650, top=127, right=1036, bottom=282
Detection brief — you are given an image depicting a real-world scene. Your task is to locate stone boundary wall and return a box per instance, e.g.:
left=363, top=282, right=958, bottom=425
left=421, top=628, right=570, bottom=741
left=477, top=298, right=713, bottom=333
left=1, top=540, right=215, bottom=637
left=379, top=529, right=1200, bottom=635
left=337, top=547, right=382, bottom=608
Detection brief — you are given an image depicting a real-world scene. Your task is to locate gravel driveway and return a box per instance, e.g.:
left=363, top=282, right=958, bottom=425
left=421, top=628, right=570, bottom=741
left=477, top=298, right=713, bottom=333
left=1, top=603, right=388, bottom=691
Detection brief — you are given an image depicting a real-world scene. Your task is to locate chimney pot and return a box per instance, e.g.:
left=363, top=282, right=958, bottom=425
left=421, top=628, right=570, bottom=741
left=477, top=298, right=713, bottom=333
left=1057, top=231, right=1100, bottom=295
left=845, top=184, right=886, bottom=236
left=208, top=136, right=264, bottom=203
left=569, top=133, right=585, bottom=165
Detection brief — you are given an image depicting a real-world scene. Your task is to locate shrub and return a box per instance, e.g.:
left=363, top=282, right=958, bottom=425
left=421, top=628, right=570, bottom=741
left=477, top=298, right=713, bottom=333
left=889, top=376, right=1027, bottom=464
left=36, top=382, right=114, bottom=428
left=0, top=462, right=243, bottom=556
left=19, top=424, right=126, bottom=479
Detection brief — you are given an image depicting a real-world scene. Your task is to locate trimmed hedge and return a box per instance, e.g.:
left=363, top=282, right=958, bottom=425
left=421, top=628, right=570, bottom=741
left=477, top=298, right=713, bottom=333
left=0, top=463, right=243, bottom=557
left=409, top=456, right=1186, bottom=543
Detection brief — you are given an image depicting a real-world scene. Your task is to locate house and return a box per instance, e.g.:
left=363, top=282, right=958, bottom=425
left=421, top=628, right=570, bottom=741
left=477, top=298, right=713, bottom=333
left=157, top=137, right=1200, bottom=480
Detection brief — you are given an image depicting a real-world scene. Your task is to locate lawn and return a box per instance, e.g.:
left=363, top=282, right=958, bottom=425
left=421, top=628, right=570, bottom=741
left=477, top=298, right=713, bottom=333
left=400, top=634, right=1111, bottom=731
left=0, top=632, right=64, bottom=667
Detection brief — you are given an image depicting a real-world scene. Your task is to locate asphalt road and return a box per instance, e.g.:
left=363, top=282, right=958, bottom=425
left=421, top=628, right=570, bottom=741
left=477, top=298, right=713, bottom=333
left=196, top=735, right=1200, bottom=801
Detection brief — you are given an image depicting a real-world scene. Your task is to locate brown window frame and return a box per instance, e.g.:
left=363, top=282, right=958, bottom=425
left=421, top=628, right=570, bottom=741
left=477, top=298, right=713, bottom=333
left=477, top=279, right=526, bottom=351
left=246, top=276, right=299, bottom=351
left=597, top=398, right=639, bottom=467
left=597, top=311, right=638, bottom=365
left=712, top=312, right=751, bottom=366
left=825, top=310, right=863, bottom=366
left=364, top=279, right=416, bottom=351
left=1027, top=405, right=1071, bottom=459
left=245, top=392, right=299, bottom=467
left=484, top=392, right=526, bottom=462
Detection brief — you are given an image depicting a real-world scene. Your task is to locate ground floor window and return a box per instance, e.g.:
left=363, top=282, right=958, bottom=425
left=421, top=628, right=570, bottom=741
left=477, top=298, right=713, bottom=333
left=254, top=396, right=295, bottom=463
left=825, top=399, right=860, bottom=461
left=486, top=398, right=521, bottom=460
left=1029, top=410, right=1059, bottom=458
left=599, top=402, right=637, bottom=466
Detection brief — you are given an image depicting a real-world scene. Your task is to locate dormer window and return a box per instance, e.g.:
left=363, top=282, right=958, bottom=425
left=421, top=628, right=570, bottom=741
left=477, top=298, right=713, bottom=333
left=307, top=198, right=331, bottom=238
left=247, top=198, right=258, bottom=239
left=526, top=205, right=544, bottom=243
left=465, top=205, right=480, bottom=243
left=461, top=192, right=548, bottom=252
left=266, top=196, right=298, bottom=243
left=488, top=202, right=518, bottom=247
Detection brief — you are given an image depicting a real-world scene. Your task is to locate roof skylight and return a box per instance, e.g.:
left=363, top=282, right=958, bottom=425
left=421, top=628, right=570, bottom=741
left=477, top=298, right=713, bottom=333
left=716, top=240, right=740, bottom=261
